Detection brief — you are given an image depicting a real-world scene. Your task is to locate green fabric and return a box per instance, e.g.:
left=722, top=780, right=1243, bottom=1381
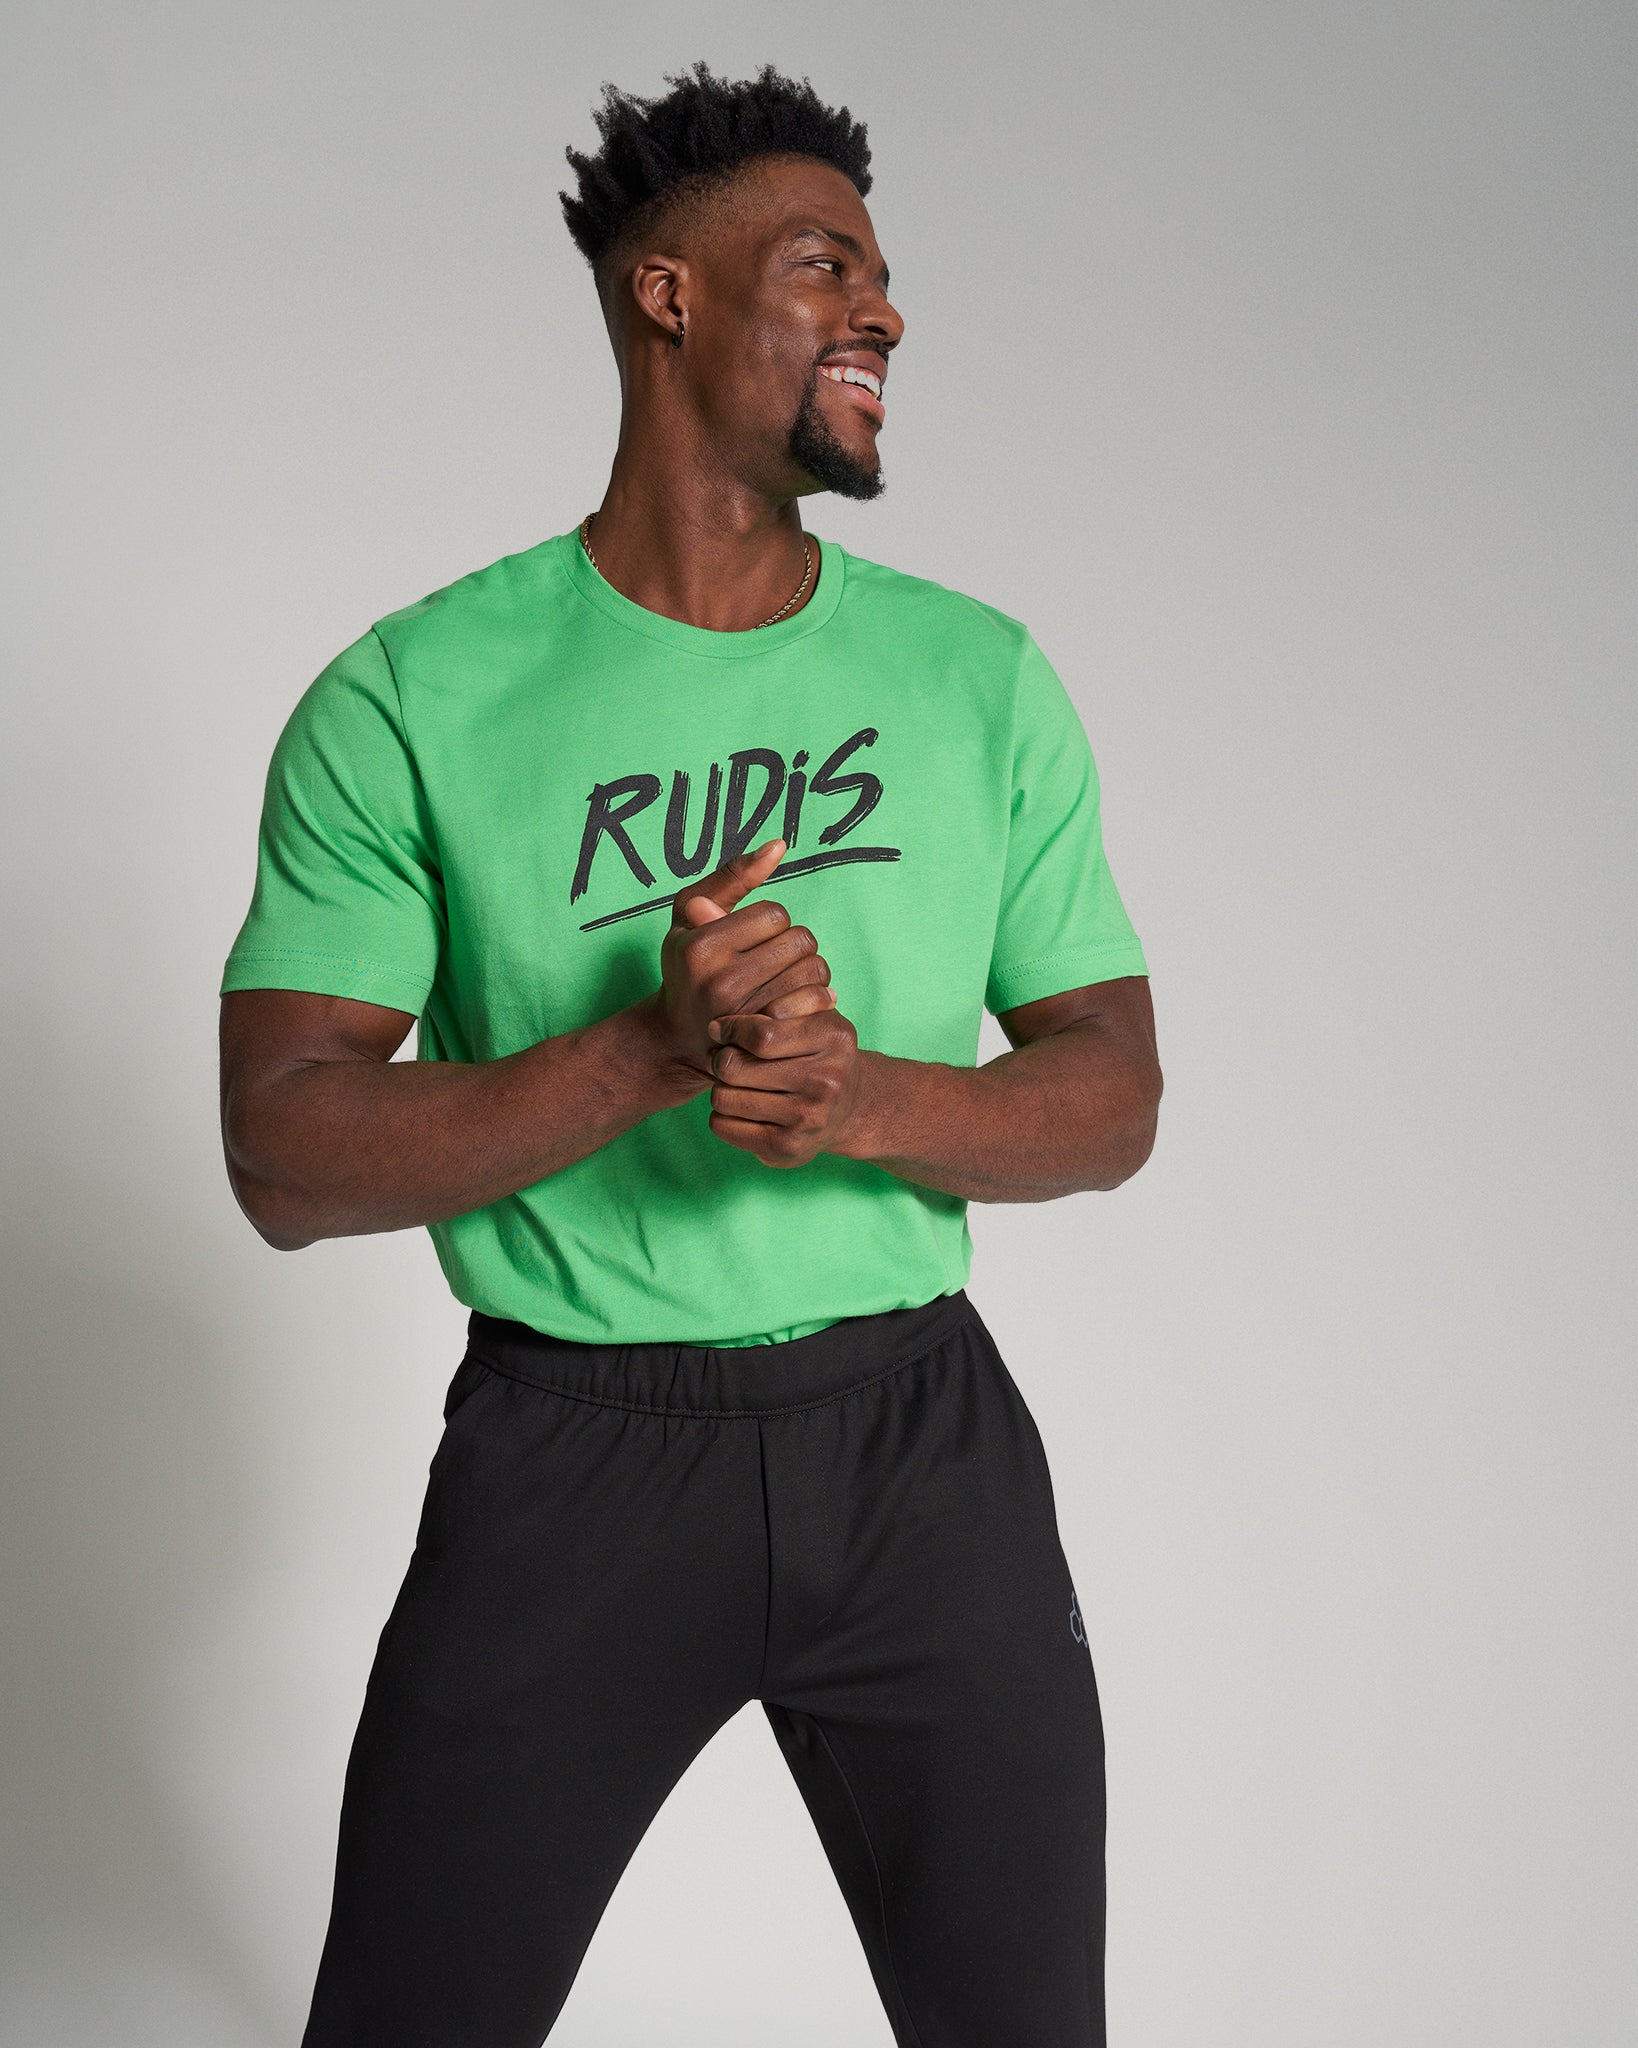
left=221, top=529, right=1148, bottom=1344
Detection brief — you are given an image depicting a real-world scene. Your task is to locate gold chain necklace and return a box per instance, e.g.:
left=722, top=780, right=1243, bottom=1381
left=578, top=514, right=815, bottom=628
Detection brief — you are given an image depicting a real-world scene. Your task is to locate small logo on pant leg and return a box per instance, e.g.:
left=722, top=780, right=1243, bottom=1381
left=1069, top=1590, right=1087, bottom=1646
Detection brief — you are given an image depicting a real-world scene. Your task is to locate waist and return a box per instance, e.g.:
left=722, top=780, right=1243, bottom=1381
left=464, top=1288, right=975, bottom=1417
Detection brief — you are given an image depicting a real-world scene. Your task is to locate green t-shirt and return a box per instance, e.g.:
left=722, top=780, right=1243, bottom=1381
left=221, top=528, right=1148, bottom=1345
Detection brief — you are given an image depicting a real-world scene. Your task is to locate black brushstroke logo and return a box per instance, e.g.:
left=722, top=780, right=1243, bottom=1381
left=571, top=726, right=901, bottom=931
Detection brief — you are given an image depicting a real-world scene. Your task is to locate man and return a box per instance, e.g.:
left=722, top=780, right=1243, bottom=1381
left=220, top=59, right=1161, bottom=2048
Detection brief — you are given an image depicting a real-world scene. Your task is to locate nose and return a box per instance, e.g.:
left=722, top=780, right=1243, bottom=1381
left=854, top=280, right=905, bottom=352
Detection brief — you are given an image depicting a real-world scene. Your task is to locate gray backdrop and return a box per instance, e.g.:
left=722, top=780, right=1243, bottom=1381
left=3, top=3, right=1632, bottom=2042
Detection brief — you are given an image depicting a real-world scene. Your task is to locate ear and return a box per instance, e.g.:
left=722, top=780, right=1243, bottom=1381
left=629, top=253, right=691, bottom=347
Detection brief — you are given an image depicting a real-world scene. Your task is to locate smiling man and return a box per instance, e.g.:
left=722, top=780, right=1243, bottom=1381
left=219, top=60, right=1160, bottom=2048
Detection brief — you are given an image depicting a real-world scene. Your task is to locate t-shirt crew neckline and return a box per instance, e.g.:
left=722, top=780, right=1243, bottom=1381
left=555, top=525, right=846, bottom=656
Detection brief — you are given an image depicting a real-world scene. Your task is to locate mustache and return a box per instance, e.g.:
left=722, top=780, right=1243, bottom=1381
left=809, top=340, right=895, bottom=373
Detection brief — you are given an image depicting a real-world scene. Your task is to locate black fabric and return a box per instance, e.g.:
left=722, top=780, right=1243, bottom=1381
left=301, top=1288, right=1107, bottom=2046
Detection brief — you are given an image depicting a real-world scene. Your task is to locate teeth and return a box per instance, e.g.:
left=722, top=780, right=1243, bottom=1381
left=821, top=365, right=883, bottom=400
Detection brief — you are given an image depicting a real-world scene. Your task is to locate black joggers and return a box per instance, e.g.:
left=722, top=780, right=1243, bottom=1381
left=301, top=1288, right=1107, bottom=2046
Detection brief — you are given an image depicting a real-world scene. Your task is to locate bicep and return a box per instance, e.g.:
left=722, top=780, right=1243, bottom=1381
left=217, top=989, right=420, bottom=1246
left=983, top=637, right=1148, bottom=1017
left=219, top=989, right=418, bottom=1124
left=220, top=633, right=445, bottom=1019
left=996, top=974, right=1157, bottom=1058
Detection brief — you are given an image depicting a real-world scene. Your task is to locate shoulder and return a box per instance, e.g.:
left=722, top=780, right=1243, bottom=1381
left=832, top=545, right=1033, bottom=664
left=369, top=534, right=563, bottom=671
left=833, top=550, right=1096, bottom=763
left=268, top=623, right=407, bottom=778
left=267, top=538, right=562, bottom=773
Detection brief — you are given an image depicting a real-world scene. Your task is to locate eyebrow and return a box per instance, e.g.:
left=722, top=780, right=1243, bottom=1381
left=788, top=223, right=890, bottom=293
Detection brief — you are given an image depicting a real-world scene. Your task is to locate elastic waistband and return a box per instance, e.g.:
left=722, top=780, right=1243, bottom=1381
left=464, top=1289, right=977, bottom=1418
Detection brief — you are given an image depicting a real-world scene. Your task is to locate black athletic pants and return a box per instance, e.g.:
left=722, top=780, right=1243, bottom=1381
left=301, top=1288, right=1107, bottom=2046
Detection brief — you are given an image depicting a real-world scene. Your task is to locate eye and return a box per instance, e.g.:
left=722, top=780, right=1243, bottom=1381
left=808, top=257, right=844, bottom=275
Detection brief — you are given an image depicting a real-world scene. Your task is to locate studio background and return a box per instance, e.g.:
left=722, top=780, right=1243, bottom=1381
left=3, top=3, right=1631, bottom=2042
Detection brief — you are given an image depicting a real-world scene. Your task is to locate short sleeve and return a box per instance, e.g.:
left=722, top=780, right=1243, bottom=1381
left=984, top=633, right=1149, bottom=1015
left=219, top=628, right=445, bottom=1011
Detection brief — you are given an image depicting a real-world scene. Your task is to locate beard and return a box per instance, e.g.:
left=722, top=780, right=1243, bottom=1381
left=788, top=368, right=886, bottom=501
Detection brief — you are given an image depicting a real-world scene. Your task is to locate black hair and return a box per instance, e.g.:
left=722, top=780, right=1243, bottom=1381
left=559, top=61, right=872, bottom=280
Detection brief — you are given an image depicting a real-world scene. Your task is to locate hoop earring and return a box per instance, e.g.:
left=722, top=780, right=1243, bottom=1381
left=671, top=323, right=685, bottom=348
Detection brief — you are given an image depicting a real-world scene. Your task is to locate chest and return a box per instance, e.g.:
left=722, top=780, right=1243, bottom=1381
left=412, top=662, right=1011, bottom=1053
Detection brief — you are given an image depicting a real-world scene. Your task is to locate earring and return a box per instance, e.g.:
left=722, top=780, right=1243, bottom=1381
left=671, top=323, right=685, bottom=348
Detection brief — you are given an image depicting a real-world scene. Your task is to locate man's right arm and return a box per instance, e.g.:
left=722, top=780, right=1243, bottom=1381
left=219, top=839, right=828, bottom=1250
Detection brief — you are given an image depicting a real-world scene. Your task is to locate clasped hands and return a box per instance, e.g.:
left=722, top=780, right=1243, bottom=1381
left=647, top=836, right=872, bottom=1168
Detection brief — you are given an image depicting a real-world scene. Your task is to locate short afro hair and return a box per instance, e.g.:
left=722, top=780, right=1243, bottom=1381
left=560, top=61, right=872, bottom=282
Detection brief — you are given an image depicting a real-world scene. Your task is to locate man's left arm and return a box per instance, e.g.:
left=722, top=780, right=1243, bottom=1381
left=704, top=975, right=1161, bottom=1202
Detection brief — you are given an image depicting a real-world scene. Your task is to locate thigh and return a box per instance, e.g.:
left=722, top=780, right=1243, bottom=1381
left=760, top=1314, right=1106, bottom=2047
left=303, top=1358, right=766, bottom=2048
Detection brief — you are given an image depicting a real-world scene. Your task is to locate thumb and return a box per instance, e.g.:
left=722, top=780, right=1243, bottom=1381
left=672, top=836, right=786, bottom=926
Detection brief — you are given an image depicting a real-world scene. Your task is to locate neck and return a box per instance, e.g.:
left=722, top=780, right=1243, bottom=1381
left=584, top=415, right=815, bottom=631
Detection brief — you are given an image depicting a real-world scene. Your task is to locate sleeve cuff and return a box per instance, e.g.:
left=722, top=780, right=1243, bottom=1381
left=219, top=948, right=433, bottom=1012
left=985, top=939, right=1150, bottom=1015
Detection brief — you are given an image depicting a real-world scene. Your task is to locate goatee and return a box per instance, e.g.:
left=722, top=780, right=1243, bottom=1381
left=788, top=374, right=886, bottom=501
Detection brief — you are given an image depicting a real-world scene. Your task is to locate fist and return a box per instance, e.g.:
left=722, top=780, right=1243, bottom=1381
left=645, top=837, right=833, bottom=1085
left=705, top=1002, right=868, bottom=1168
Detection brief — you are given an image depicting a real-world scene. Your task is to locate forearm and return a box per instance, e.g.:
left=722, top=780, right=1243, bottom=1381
left=837, top=1023, right=1161, bottom=1202
left=227, top=996, right=697, bottom=1249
